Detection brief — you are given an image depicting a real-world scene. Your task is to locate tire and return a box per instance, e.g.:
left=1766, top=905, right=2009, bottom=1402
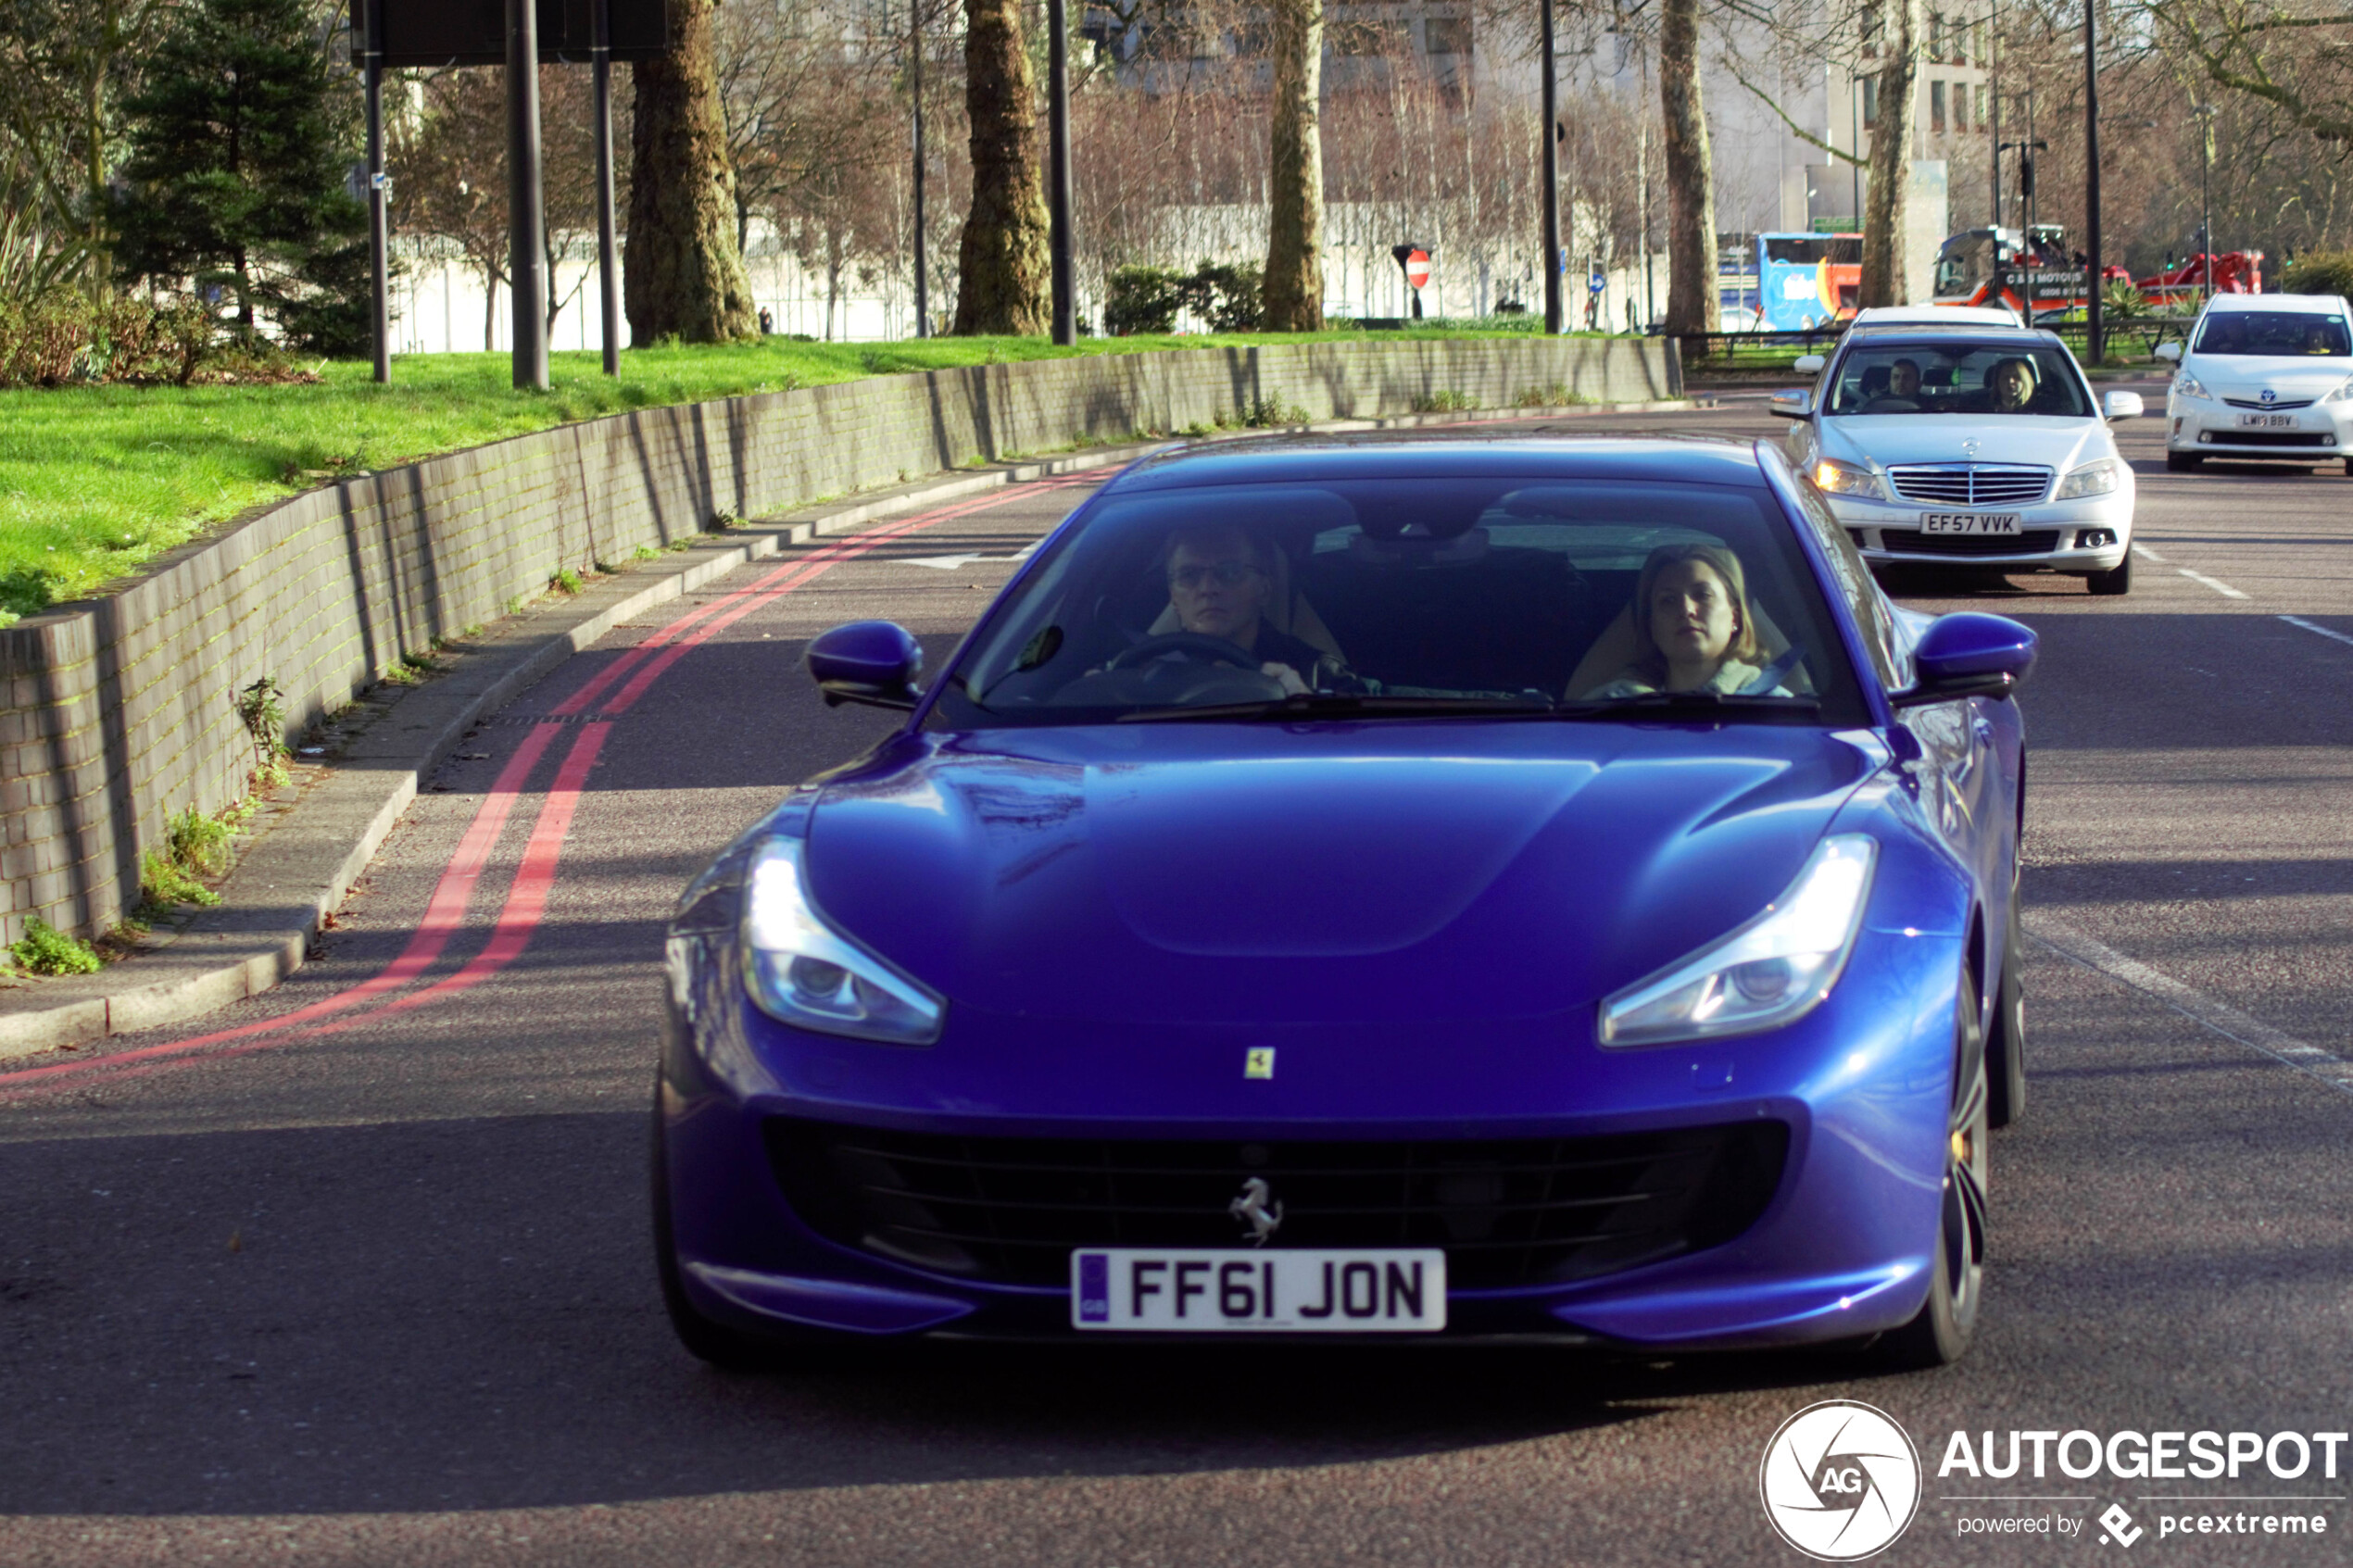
left=1986, top=906, right=2027, bottom=1129
left=650, top=1093, right=870, bottom=1373
left=2343, top=458, right=2352, bottom=478
left=2085, top=552, right=2132, bottom=596
left=2166, top=450, right=2202, bottom=472
left=1874, top=973, right=1989, bottom=1370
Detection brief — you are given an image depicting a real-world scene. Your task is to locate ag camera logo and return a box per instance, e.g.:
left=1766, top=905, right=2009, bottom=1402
left=1760, top=1400, right=1923, bottom=1561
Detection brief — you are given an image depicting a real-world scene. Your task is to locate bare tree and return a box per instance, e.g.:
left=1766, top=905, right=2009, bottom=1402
left=952, top=0, right=1049, bottom=332
left=1659, top=0, right=1718, bottom=332
left=1860, top=0, right=1922, bottom=306
left=1262, top=0, right=1324, bottom=329
left=629, top=0, right=759, bottom=341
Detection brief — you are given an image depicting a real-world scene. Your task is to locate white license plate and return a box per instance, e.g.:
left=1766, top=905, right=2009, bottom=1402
left=1071, top=1248, right=1447, bottom=1332
left=2237, top=412, right=2298, bottom=429
left=1919, top=512, right=2022, bottom=534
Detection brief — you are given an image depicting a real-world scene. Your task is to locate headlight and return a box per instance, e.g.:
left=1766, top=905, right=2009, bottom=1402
left=1598, top=835, right=1878, bottom=1047
left=2172, top=370, right=2212, bottom=401
left=2325, top=377, right=2353, bottom=405
left=741, top=836, right=944, bottom=1044
left=2055, top=458, right=2122, bottom=500
left=1811, top=458, right=1886, bottom=499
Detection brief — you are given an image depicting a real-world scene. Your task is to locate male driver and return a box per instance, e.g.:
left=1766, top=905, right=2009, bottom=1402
left=1163, top=525, right=1337, bottom=695
left=1887, top=357, right=1922, bottom=405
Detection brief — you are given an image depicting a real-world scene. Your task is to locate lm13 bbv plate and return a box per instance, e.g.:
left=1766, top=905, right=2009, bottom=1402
left=1071, top=1248, right=1448, bottom=1332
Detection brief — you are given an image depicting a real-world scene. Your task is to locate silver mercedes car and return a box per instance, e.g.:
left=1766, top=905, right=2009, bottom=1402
left=1772, top=323, right=2145, bottom=595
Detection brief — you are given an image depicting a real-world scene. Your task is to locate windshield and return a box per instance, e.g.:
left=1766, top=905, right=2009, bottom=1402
left=2192, top=310, right=2350, bottom=358
left=1826, top=342, right=2091, bottom=416
left=929, top=475, right=1869, bottom=728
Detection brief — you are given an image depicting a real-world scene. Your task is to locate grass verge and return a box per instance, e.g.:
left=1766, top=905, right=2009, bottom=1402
left=0, top=323, right=1582, bottom=624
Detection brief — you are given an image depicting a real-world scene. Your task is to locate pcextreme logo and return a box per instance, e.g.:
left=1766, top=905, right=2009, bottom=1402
left=1760, top=1400, right=1924, bottom=1561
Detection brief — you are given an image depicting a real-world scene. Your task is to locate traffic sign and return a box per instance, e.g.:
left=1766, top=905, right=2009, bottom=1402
left=1404, top=249, right=1431, bottom=291
left=359, top=0, right=671, bottom=66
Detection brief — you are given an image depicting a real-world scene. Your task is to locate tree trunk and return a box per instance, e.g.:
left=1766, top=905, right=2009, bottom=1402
left=1860, top=0, right=1922, bottom=308
left=951, top=0, right=1049, bottom=335
left=1658, top=0, right=1718, bottom=334
left=626, top=0, right=757, bottom=343
left=1262, top=0, right=1324, bottom=331
left=485, top=265, right=498, bottom=352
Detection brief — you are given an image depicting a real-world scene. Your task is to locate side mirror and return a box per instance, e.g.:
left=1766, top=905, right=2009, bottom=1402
left=2153, top=342, right=2183, bottom=363
left=1891, top=612, right=2039, bottom=709
left=808, top=621, right=923, bottom=710
left=1769, top=388, right=1816, bottom=420
left=2103, top=390, right=2145, bottom=420
left=1792, top=354, right=1827, bottom=374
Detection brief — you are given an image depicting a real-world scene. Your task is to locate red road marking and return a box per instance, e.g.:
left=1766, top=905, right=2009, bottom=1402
left=0, top=473, right=1097, bottom=1094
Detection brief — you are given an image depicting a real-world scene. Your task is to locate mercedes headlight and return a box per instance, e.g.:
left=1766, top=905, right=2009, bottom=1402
left=2055, top=458, right=2122, bottom=500
left=741, top=836, right=944, bottom=1045
left=1599, top=836, right=1878, bottom=1047
left=1811, top=458, right=1886, bottom=500
left=2172, top=370, right=2213, bottom=402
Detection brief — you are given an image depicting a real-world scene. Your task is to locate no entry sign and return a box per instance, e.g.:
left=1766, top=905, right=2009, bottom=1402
left=1403, top=249, right=1431, bottom=290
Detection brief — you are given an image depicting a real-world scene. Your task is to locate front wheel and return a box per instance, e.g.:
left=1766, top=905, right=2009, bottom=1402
left=2085, top=552, right=2132, bottom=596
left=1874, top=976, right=1989, bottom=1370
left=2166, top=450, right=2203, bottom=473
left=1986, top=906, right=2027, bottom=1128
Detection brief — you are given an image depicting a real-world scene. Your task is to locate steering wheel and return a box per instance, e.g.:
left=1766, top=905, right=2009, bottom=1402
left=1107, top=633, right=1265, bottom=671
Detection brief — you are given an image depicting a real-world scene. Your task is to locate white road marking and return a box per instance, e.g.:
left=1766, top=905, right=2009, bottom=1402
left=2281, top=614, right=2353, bottom=650
left=2027, top=912, right=2353, bottom=1099
left=899, top=541, right=1043, bottom=571
left=2176, top=568, right=2248, bottom=600
left=2132, top=543, right=2169, bottom=562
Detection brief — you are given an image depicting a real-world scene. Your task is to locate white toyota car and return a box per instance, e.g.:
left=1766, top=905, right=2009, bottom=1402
left=2158, top=293, right=2353, bottom=473
left=1772, top=322, right=2144, bottom=595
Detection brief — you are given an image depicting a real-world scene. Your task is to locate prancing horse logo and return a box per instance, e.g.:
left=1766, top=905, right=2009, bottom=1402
left=1228, top=1177, right=1284, bottom=1246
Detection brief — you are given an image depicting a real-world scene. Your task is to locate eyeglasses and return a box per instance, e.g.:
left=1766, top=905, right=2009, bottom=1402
left=1170, top=561, right=1263, bottom=591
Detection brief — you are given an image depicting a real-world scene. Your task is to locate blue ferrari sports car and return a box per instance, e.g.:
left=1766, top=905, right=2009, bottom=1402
left=655, top=433, right=2036, bottom=1368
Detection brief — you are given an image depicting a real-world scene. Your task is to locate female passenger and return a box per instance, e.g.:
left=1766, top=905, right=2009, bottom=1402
left=1584, top=543, right=1781, bottom=697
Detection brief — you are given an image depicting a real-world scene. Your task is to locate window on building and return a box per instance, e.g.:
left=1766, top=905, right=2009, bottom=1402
left=1861, top=76, right=1880, bottom=129
left=1954, top=83, right=1970, bottom=130
left=1862, top=2, right=1882, bottom=57
left=1425, top=16, right=1471, bottom=54
left=1973, top=19, right=1988, bottom=66
left=1930, top=13, right=1945, bottom=59
left=1931, top=80, right=1946, bottom=132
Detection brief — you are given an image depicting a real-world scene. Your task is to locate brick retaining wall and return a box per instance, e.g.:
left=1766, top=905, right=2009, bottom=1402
left=0, top=335, right=1679, bottom=943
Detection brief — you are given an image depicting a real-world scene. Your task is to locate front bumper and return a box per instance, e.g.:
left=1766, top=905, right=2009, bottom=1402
left=657, top=922, right=1967, bottom=1352
left=1824, top=492, right=2133, bottom=574
left=2170, top=396, right=2353, bottom=460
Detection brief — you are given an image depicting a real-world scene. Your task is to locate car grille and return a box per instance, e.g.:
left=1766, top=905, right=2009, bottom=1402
left=2223, top=397, right=2315, bottom=410
left=767, top=1118, right=1790, bottom=1291
left=1878, top=529, right=2063, bottom=558
left=2210, top=431, right=2334, bottom=447
left=1886, top=464, right=2052, bottom=506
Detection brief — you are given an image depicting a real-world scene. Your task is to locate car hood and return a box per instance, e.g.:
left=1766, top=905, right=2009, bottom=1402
left=2183, top=355, right=2353, bottom=401
left=801, top=724, right=1881, bottom=1026
left=1819, top=415, right=2109, bottom=474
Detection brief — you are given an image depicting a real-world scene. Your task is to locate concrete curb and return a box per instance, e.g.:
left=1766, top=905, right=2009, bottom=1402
left=0, top=396, right=1692, bottom=1060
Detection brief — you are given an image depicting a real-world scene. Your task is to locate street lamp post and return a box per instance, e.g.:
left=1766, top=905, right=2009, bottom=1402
left=911, top=0, right=927, bottom=338
left=1541, top=0, right=1561, bottom=333
left=1047, top=0, right=1075, bottom=345
left=2194, top=102, right=2217, bottom=307
left=2083, top=0, right=2102, bottom=364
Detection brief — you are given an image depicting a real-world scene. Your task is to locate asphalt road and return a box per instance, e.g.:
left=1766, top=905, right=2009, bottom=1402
left=6, top=389, right=2353, bottom=1567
